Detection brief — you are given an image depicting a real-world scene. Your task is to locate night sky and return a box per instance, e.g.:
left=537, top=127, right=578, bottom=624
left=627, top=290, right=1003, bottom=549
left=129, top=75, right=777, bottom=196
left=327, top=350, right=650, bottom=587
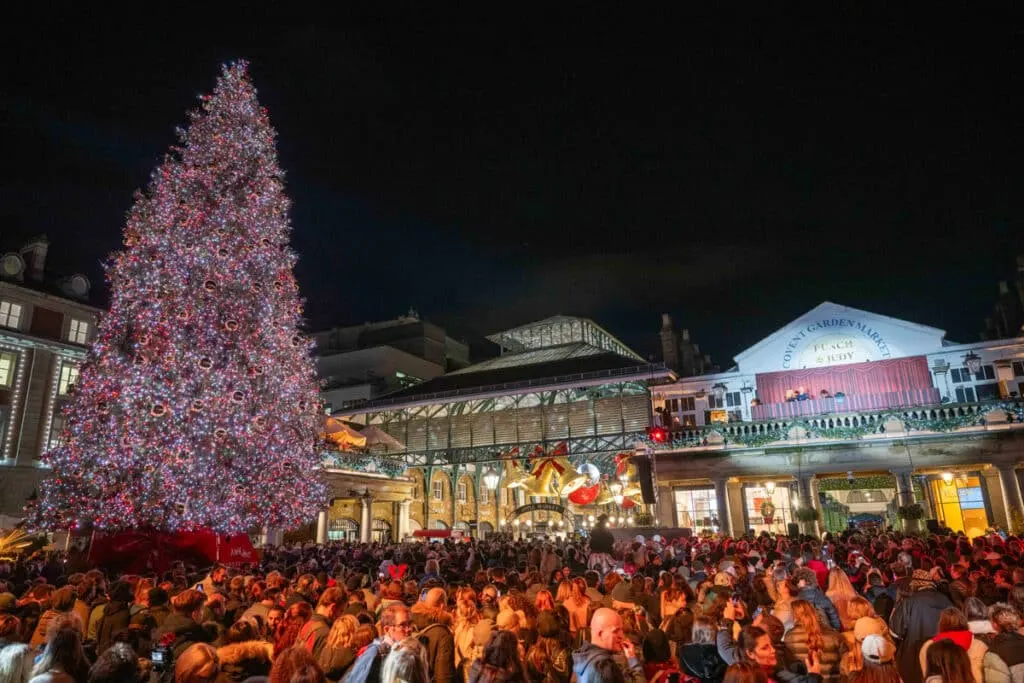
left=2, top=8, right=1023, bottom=365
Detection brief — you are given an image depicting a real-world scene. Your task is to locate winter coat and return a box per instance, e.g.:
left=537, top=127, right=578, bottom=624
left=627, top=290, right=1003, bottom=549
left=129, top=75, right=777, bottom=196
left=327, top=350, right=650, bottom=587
left=571, top=642, right=644, bottom=683
left=215, top=641, right=273, bottom=683
left=318, top=644, right=355, bottom=683
left=678, top=643, right=727, bottom=683
left=411, top=604, right=455, bottom=683
left=988, top=631, right=1024, bottom=683
left=525, top=638, right=571, bottom=683
left=782, top=625, right=844, bottom=683
left=95, top=600, right=131, bottom=654
left=918, top=630, right=1010, bottom=683
left=0, top=641, right=32, bottom=683
left=797, top=587, right=841, bottom=630
left=296, top=613, right=331, bottom=660
left=29, top=610, right=73, bottom=649
left=86, top=600, right=108, bottom=642
left=27, top=671, right=76, bottom=683
left=339, top=639, right=389, bottom=683
left=154, top=612, right=209, bottom=660
left=889, top=588, right=954, bottom=683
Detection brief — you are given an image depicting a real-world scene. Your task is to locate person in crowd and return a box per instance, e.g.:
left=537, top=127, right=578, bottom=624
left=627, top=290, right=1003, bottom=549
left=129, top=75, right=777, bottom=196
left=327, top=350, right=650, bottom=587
left=318, top=614, right=359, bottom=682
left=525, top=610, right=571, bottom=683
left=917, top=606, right=1007, bottom=683
left=215, top=620, right=273, bottom=683
left=30, top=617, right=90, bottom=683
left=381, top=637, right=431, bottom=683
left=923, top=638, right=975, bottom=683
left=641, top=629, right=681, bottom=682
left=793, top=568, right=841, bottom=631
left=985, top=603, right=1024, bottom=682
left=469, top=630, right=528, bottom=683
left=0, top=615, right=32, bottom=683
left=29, top=588, right=77, bottom=650
left=130, top=587, right=170, bottom=635
left=587, top=517, right=615, bottom=576
left=95, top=582, right=133, bottom=656
left=678, top=616, right=727, bottom=682
left=199, top=565, right=228, bottom=597
left=269, top=646, right=324, bottom=683
left=410, top=587, right=455, bottom=683
left=155, top=588, right=208, bottom=660
left=86, top=643, right=139, bottom=683
left=722, top=661, right=770, bottom=683
left=826, top=567, right=860, bottom=631
left=274, top=602, right=313, bottom=654
left=572, top=607, right=644, bottom=683
left=342, top=602, right=413, bottom=683
left=297, top=588, right=347, bottom=659
left=890, top=569, right=955, bottom=683
left=452, top=588, right=480, bottom=683
left=782, top=599, right=844, bottom=683
left=848, top=635, right=902, bottom=683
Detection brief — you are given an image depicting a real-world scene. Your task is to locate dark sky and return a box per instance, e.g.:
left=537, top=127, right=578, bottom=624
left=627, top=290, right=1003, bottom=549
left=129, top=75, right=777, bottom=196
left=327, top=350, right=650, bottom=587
left=2, top=7, right=1023, bottom=364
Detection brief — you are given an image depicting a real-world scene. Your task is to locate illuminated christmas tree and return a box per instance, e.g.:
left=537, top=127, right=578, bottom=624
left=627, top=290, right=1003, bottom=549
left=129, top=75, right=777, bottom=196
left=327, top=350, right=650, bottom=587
left=28, top=62, right=327, bottom=533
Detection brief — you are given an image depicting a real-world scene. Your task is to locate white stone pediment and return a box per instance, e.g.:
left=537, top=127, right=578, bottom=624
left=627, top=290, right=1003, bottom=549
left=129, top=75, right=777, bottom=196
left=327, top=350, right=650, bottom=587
left=733, top=302, right=947, bottom=374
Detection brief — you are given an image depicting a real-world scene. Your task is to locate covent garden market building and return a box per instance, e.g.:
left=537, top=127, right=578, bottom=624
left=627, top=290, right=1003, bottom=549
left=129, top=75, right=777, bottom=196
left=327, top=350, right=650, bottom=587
left=305, top=305, right=1024, bottom=543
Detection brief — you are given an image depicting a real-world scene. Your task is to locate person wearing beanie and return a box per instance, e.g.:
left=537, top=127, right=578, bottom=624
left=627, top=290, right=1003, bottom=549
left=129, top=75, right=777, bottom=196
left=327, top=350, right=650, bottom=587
left=890, top=570, right=954, bottom=683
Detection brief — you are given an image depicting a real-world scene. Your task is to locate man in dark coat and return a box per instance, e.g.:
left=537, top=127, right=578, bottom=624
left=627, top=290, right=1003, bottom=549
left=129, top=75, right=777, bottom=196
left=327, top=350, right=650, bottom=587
left=410, top=588, right=455, bottom=683
left=95, top=581, right=133, bottom=655
left=889, top=569, right=953, bottom=683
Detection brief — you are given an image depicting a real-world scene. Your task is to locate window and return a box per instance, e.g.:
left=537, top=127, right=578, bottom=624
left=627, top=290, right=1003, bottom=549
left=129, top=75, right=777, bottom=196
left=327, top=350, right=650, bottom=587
left=58, top=364, right=79, bottom=395
left=457, top=483, right=467, bottom=502
left=725, top=392, right=742, bottom=408
left=328, top=517, right=359, bottom=541
left=974, top=365, right=996, bottom=381
left=0, top=302, right=22, bottom=330
left=955, top=386, right=976, bottom=403
left=431, top=519, right=449, bottom=530
left=432, top=480, right=444, bottom=500
left=951, top=368, right=972, bottom=383
left=67, top=319, right=89, bottom=345
left=372, top=518, right=392, bottom=543
left=674, top=488, right=719, bottom=530
left=479, top=486, right=490, bottom=505
left=976, top=383, right=1000, bottom=401
left=0, top=352, right=16, bottom=388
left=708, top=395, right=724, bottom=409
left=48, top=415, right=65, bottom=451
left=1013, top=361, right=1024, bottom=377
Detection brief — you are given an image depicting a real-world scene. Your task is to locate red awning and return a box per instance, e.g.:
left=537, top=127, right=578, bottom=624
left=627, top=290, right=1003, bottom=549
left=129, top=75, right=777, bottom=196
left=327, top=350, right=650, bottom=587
left=412, top=529, right=451, bottom=538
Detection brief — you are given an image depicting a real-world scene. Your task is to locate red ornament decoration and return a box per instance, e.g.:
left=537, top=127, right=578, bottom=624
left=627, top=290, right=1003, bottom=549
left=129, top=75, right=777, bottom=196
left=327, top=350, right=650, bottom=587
left=568, top=484, right=599, bottom=505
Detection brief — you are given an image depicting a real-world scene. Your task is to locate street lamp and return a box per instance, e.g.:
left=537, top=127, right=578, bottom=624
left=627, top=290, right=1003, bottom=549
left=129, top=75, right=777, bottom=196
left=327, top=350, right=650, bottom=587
left=942, top=472, right=953, bottom=484
left=609, top=480, right=624, bottom=506
left=712, top=383, right=727, bottom=400
left=764, top=481, right=776, bottom=495
left=482, top=467, right=500, bottom=490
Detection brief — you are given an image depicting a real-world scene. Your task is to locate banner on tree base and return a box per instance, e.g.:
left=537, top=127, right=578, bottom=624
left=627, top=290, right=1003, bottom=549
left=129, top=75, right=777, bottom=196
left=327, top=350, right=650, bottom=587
left=88, top=529, right=257, bottom=572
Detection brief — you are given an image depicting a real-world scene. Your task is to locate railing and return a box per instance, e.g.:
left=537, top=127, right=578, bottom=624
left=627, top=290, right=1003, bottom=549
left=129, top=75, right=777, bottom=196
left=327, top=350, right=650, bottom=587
left=342, top=363, right=668, bottom=411
left=649, top=400, right=1023, bottom=451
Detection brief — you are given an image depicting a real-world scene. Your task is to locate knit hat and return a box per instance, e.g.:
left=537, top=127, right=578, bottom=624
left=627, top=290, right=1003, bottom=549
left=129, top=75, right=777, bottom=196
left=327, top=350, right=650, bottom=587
left=910, top=569, right=935, bottom=592
left=713, top=571, right=733, bottom=587
left=853, top=616, right=888, bottom=642
left=862, top=634, right=895, bottom=664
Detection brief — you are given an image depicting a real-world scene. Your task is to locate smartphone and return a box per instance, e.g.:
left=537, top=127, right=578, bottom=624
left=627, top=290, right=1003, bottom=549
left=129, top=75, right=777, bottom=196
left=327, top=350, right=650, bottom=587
left=195, top=583, right=204, bottom=593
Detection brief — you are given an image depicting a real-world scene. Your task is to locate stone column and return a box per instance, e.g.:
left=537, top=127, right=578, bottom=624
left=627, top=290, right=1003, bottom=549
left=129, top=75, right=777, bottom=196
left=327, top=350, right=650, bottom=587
left=398, top=500, right=412, bottom=540
left=656, top=485, right=675, bottom=527
left=359, top=497, right=372, bottom=543
left=712, top=477, right=731, bottom=537
left=890, top=468, right=916, bottom=506
left=798, top=475, right=821, bottom=536
left=260, top=527, right=283, bottom=547
left=315, top=509, right=328, bottom=544
left=997, top=464, right=1023, bottom=532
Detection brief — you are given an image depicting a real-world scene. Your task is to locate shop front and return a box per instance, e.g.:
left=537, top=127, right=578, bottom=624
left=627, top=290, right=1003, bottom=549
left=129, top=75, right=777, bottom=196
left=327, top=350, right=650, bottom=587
left=929, top=473, right=990, bottom=538
left=742, top=482, right=796, bottom=535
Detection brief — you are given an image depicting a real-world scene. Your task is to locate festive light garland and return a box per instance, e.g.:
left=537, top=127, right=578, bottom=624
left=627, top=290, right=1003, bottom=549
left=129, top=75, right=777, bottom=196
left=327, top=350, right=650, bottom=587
left=26, top=62, right=327, bottom=533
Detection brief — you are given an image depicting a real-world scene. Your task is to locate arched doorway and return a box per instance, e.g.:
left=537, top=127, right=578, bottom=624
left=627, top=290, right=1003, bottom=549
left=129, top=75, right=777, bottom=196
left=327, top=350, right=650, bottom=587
left=407, top=518, right=423, bottom=533
left=329, top=517, right=359, bottom=542
left=478, top=521, right=494, bottom=538
left=453, top=521, right=470, bottom=538
left=431, top=519, right=449, bottom=530
left=372, top=518, right=392, bottom=543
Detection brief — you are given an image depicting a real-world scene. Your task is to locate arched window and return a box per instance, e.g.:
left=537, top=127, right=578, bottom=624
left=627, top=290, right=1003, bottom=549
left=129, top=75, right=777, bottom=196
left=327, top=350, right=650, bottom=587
left=478, top=521, right=494, bottom=537
left=432, top=519, right=449, bottom=530
left=453, top=521, right=471, bottom=538
left=372, top=518, right=392, bottom=543
left=329, top=517, right=359, bottom=541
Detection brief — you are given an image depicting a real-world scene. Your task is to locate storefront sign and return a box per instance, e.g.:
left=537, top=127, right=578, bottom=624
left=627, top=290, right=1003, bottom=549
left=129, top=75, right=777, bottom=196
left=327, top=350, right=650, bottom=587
left=782, top=318, right=893, bottom=369
left=512, top=503, right=575, bottom=524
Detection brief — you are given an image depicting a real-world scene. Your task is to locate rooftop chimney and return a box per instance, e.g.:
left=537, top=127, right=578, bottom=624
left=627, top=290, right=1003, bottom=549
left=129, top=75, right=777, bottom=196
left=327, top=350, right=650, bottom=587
left=661, top=313, right=672, bottom=329
left=681, top=328, right=691, bottom=342
left=20, top=235, right=48, bottom=282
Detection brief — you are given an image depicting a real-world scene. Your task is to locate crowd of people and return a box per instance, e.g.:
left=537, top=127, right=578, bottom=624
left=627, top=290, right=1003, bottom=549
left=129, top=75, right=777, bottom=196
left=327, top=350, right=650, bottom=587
left=0, top=514, right=1022, bottom=683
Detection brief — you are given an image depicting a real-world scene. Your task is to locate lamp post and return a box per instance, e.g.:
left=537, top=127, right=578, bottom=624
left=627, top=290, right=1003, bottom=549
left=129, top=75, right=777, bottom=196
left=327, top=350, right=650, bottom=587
left=764, top=481, right=776, bottom=495
left=482, top=467, right=500, bottom=490
left=610, top=481, right=624, bottom=506
left=964, top=352, right=982, bottom=376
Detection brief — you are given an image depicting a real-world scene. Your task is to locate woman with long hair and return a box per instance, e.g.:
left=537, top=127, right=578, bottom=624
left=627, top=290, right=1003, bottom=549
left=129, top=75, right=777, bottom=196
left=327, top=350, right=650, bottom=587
left=826, top=567, right=859, bottom=631
left=661, top=575, right=687, bottom=621
left=469, top=630, right=528, bottom=683
left=924, top=638, right=974, bottom=683
left=534, top=591, right=555, bottom=613
left=274, top=602, right=313, bottom=654
left=269, top=646, right=325, bottom=683
left=318, top=614, right=359, bottom=682
left=783, top=599, right=844, bottom=683
left=525, top=611, right=571, bottom=683
left=917, top=607, right=1006, bottom=683
left=380, top=638, right=430, bottom=683
left=29, top=618, right=89, bottom=683
left=723, top=661, right=769, bottom=683
left=847, top=635, right=902, bottom=683
left=453, top=588, right=481, bottom=683
left=565, top=579, right=590, bottom=640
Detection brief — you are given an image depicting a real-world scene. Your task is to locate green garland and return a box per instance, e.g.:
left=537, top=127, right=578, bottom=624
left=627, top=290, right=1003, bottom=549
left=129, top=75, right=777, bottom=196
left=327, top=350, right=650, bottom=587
left=901, top=411, right=986, bottom=432
left=802, top=421, right=882, bottom=440
left=818, top=475, right=896, bottom=490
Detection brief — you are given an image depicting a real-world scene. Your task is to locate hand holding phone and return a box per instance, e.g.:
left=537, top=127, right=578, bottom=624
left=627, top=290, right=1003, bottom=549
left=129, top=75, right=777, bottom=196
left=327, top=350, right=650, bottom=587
left=622, top=640, right=635, bottom=660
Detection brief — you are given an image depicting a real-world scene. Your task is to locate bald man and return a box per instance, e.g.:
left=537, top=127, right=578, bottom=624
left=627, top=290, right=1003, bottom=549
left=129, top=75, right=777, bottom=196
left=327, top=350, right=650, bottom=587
left=572, top=607, right=645, bottom=683
left=410, top=586, right=455, bottom=683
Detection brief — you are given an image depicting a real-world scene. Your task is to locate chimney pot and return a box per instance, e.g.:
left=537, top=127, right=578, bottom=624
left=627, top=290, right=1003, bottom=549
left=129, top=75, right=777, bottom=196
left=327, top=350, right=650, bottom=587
left=19, top=235, right=49, bottom=282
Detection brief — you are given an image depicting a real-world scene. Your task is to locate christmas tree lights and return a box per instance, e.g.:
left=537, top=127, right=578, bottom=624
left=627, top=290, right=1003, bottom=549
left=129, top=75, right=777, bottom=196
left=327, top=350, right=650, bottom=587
left=27, top=61, right=327, bottom=533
